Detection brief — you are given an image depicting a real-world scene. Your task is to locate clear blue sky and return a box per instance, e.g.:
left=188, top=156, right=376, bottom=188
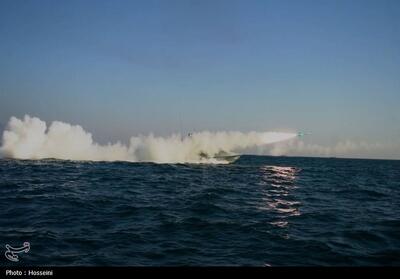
left=1, top=0, right=399, bottom=148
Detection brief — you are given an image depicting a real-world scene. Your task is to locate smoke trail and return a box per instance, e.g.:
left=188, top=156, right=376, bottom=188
left=0, top=115, right=296, bottom=163
left=262, top=139, right=400, bottom=160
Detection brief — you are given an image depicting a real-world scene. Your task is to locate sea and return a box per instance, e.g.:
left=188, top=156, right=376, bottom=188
left=1, top=155, right=399, bottom=266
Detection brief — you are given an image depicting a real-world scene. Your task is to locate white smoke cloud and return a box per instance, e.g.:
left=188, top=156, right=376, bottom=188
left=264, top=139, right=400, bottom=160
left=0, top=115, right=297, bottom=163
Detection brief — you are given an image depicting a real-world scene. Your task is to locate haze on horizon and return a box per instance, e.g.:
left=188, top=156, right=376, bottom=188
left=1, top=0, right=399, bottom=160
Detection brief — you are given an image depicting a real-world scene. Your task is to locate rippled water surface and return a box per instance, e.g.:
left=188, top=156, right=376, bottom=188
left=1, top=156, right=399, bottom=266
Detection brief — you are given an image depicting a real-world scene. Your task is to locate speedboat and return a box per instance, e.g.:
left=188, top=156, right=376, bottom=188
left=198, top=150, right=240, bottom=163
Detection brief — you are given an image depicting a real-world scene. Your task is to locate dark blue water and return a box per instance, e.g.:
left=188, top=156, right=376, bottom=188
left=1, top=156, right=400, bottom=266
